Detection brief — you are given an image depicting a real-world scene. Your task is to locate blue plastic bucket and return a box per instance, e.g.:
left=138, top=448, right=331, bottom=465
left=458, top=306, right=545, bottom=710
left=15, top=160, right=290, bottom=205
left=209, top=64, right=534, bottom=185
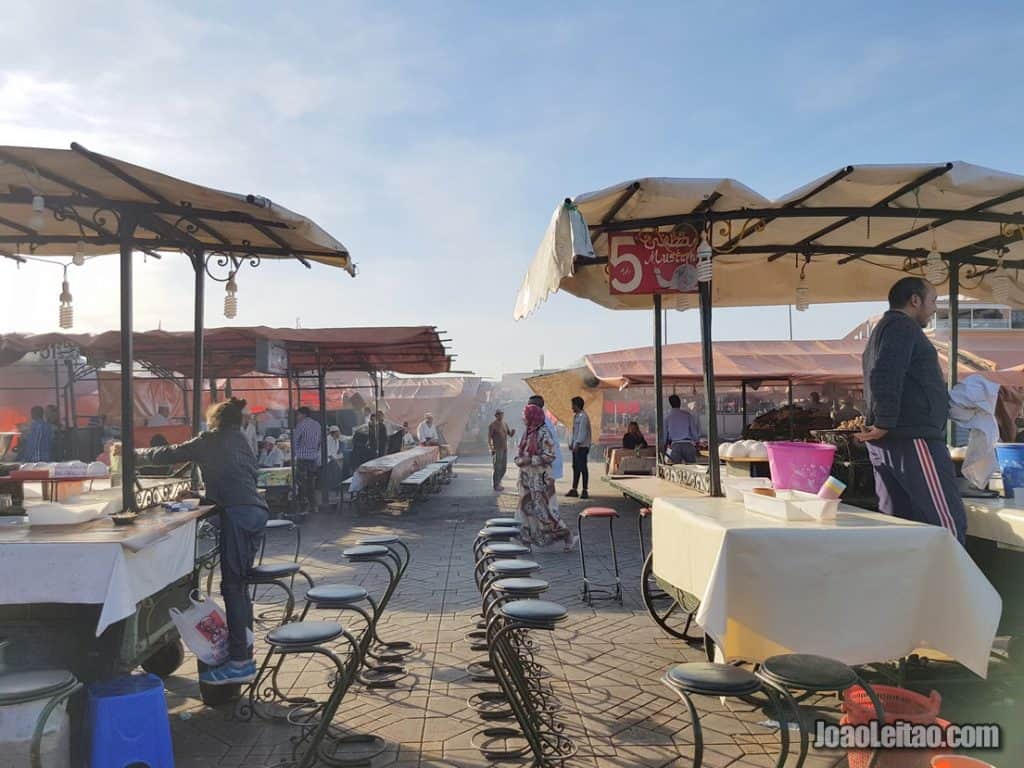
left=995, top=443, right=1024, bottom=500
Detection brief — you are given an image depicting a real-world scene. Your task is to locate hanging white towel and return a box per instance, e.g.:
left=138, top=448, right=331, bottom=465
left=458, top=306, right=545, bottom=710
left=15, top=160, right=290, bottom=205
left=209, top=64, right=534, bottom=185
left=949, top=375, right=1000, bottom=489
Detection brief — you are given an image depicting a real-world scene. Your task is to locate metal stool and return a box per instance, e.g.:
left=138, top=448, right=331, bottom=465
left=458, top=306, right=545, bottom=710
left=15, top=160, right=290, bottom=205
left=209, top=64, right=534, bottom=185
left=485, top=517, right=521, bottom=529
left=475, top=599, right=576, bottom=766
left=663, top=662, right=789, bottom=768
left=300, top=584, right=407, bottom=689
left=473, top=526, right=521, bottom=561
left=468, top=560, right=542, bottom=682
left=0, top=664, right=80, bottom=768
left=473, top=541, right=531, bottom=592
left=756, top=653, right=885, bottom=768
left=577, top=507, right=622, bottom=604
left=342, top=545, right=415, bottom=662
left=260, top=518, right=301, bottom=565
left=245, top=562, right=315, bottom=625
left=637, top=507, right=652, bottom=560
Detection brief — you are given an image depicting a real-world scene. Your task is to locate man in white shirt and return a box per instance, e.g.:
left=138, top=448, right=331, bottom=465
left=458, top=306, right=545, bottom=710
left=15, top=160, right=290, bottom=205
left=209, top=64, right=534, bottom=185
left=417, top=413, right=440, bottom=446
left=257, top=435, right=284, bottom=467
left=527, top=395, right=563, bottom=480
left=326, top=425, right=343, bottom=460
left=401, top=421, right=418, bottom=450
left=567, top=396, right=592, bottom=499
left=242, top=411, right=258, bottom=456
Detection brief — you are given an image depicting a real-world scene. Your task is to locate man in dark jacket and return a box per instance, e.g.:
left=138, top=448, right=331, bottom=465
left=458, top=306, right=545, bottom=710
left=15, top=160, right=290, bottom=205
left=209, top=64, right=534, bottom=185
left=859, top=277, right=966, bottom=542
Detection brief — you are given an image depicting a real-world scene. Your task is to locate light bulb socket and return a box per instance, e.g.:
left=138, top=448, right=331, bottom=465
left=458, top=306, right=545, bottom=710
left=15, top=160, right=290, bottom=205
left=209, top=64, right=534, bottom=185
left=795, top=285, right=810, bottom=311
left=31, top=194, right=44, bottom=213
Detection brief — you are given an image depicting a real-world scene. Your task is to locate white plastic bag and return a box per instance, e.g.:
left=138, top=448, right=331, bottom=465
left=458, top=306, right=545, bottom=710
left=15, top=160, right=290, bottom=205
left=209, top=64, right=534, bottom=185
left=169, top=590, right=231, bottom=665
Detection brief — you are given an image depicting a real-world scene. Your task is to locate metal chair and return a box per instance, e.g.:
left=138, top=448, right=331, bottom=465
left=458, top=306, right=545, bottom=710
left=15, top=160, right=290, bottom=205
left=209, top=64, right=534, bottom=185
left=342, top=545, right=415, bottom=663
left=577, top=507, right=622, bottom=604
left=244, top=562, right=315, bottom=625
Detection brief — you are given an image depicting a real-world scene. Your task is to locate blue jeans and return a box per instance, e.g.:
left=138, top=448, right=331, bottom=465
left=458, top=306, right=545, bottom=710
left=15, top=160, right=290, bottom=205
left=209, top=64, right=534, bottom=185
left=218, top=505, right=268, bottom=661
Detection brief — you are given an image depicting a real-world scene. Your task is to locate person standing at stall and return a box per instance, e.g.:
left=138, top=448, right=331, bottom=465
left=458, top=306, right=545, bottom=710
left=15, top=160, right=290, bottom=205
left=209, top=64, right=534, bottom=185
left=488, top=408, right=515, bottom=492
left=527, top=395, right=564, bottom=483
left=136, top=397, right=267, bottom=685
left=567, top=396, right=592, bottom=499
left=292, top=407, right=322, bottom=512
left=664, top=394, right=701, bottom=463
left=18, top=406, right=53, bottom=462
left=858, top=277, right=966, bottom=543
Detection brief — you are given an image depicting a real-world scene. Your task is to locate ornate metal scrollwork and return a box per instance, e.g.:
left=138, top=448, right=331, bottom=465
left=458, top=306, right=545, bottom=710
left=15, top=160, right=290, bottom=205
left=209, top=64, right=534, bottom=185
left=134, top=479, right=193, bottom=510
left=51, top=203, right=121, bottom=234
left=203, top=250, right=262, bottom=282
left=711, top=217, right=766, bottom=253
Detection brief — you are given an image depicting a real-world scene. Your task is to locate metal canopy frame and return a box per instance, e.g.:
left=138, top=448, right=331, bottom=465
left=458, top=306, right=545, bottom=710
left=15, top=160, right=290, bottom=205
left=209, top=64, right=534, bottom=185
left=562, top=166, right=1024, bottom=496
left=1, top=143, right=353, bottom=513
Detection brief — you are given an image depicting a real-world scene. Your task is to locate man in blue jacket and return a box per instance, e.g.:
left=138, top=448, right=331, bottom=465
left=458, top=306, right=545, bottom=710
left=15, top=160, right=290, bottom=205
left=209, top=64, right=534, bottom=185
left=858, top=277, right=966, bottom=543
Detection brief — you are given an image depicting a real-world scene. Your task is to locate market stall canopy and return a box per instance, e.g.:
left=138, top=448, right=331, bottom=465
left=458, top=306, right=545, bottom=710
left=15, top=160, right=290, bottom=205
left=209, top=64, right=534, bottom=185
left=515, top=163, right=1024, bottom=318
left=0, top=326, right=453, bottom=377
left=577, top=338, right=1022, bottom=389
left=0, top=143, right=352, bottom=271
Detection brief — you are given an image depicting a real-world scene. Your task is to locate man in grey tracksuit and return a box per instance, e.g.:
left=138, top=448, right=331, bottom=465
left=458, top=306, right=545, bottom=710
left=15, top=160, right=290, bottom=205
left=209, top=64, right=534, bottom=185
left=858, top=277, right=966, bottom=543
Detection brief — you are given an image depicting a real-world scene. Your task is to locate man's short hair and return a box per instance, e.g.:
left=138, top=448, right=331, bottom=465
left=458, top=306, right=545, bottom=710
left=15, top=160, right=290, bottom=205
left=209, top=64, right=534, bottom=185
left=571, top=396, right=584, bottom=409
left=528, top=395, right=544, bottom=407
left=668, top=394, right=681, bottom=408
left=888, top=277, right=931, bottom=309
left=30, top=405, right=44, bottom=420
left=297, top=406, right=312, bottom=417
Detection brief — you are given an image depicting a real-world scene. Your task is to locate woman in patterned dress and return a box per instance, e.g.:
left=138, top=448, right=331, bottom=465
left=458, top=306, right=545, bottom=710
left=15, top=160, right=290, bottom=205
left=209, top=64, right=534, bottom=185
left=515, top=404, right=575, bottom=551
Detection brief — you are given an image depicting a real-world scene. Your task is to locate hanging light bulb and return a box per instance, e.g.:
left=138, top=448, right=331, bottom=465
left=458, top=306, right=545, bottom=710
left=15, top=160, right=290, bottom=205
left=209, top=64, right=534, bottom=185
left=991, top=267, right=1011, bottom=305
left=58, top=270, right=73, bottom=329
left=224, top=272, right=238, bottom=319
left=925, top=237, right=945, bottom=285
left=795, top=280, right=810, bottom=311
left=696, top=234, right=713, bottom=283
left=73, top=239, right=85, bottom=266
left=30, top=194, right=45, bottom=229
left=674, top=293, right=695, bottom=312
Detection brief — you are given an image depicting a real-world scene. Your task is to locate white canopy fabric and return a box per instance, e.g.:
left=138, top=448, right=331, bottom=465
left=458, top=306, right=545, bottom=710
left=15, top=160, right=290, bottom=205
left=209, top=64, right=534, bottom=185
left=515, top=162, right=1024, bottom=318
left=0, top=143, right=352, bottom=272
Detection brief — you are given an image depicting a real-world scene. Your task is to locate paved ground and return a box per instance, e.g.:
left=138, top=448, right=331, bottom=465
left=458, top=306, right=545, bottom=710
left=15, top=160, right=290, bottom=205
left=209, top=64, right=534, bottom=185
left=166, top=452, right=1017, bottom=767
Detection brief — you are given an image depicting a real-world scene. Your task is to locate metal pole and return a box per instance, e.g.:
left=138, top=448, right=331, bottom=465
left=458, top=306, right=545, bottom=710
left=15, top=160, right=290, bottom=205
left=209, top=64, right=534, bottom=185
left=788, top=379, right=795, bottom=440
left=653, top=295, right=665, bottom=462
left=287, top=371, right=297, bottom=506
left=373, top=371, right=382, bottom=457
left=698, top=281, right=722, bottom=497
left=209, top=377, right=218, bottom=404
left=53, top=358, right=62, bottom=428
left=317, top=351, right=328, bottom=470
left=948, top=257, right=961, bottom=445
left=191, top=250, right=205, bottom=490
left=119, top=214, right=137, bottom=514
left=66, top=361, right=77, bottom=429
left=741, top=380, right=748, bottom=432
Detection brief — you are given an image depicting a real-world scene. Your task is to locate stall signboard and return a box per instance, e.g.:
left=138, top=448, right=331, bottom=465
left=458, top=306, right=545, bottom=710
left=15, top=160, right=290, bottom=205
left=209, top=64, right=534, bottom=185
left=608, top=228, right=700, bottom=295
left=255, top=340, right=289, bottom=376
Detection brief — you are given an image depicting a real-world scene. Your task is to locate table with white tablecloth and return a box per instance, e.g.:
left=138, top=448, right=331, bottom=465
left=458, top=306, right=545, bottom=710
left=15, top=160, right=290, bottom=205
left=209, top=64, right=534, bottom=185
left=349, top=446, right=440, bottom=495
left=652, top=496, right=1002, bottom=677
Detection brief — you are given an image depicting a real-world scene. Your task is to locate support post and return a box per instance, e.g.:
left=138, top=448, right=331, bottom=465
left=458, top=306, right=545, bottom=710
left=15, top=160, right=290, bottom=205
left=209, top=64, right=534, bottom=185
left=64, top=360, right=75, bottom=428
left=698, top=282, right=722, bottom=497
left=119, top=214, right=138, bottom=514
left=741, top=380, right=748, bottom=432
left=287, top=371, right=297, bottom=506
left=653, top=295, right=665, bottom=462
left=317, top=352, right=328, bottom=470
left=191, top=250, right=205, bottom=491
left=788, top=379, right=795, bottom=440
left=948, top=258, right=961, bottom=445
left=373, top=371, right=382, bottom=457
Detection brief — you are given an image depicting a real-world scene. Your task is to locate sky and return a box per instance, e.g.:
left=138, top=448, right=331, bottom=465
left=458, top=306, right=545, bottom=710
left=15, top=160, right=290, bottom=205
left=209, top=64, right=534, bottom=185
left=1, top=1, right=1023, bottom=378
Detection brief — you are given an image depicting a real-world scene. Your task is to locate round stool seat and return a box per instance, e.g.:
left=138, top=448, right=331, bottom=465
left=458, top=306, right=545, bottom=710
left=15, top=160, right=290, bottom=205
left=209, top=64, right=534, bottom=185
left=485, top=517, right=520, bottom=528
left=759, top=653, right=858, bottom=690
left=0, top=670, right=76, bottom=705
left=265, top=519, right=295, bottom=531
left=342, top=544, right=391, bottom=559
left=307, top=584, right=368, bottom=605
left=488, top=559, right=540, bottom=577
left=664, top=663, right=762, bottom=697
left=482, top=543, right=530, bottom=557
left=358, top=535, right=401, bottom=546
left=268, top=621, right=343, bottom=647
left=248, top=562, right=300, bottom=580
left=492, top=577, right=549, bottom=597
left=580, top=507, right=618, bottom=519
left=477, top=526, right=518, bottom=540
left=500, top=599, right=568, bottom=625
left=638, top=507, right=651, bottom=518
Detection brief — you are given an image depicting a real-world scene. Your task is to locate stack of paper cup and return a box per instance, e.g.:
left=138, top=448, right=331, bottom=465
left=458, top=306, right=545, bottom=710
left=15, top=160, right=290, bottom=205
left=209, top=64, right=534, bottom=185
left=817, top=476, right=847, bottom=500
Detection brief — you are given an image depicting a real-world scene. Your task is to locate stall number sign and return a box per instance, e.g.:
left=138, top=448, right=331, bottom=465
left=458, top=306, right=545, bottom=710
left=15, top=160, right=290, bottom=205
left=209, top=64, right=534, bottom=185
left=256, top=340, right=289, bottom=375
left=608, top=228, right=700, bottom=295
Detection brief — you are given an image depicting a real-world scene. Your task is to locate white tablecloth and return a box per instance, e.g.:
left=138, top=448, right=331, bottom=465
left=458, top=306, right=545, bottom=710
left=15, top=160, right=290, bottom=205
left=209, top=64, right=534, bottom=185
left=965, top=498, right=1024, bottom=551
left=652, top=497, right=1001, bottom=677
left=0, top=519, right=197, bottom=636
left=350, top=446, right=440, bottom=494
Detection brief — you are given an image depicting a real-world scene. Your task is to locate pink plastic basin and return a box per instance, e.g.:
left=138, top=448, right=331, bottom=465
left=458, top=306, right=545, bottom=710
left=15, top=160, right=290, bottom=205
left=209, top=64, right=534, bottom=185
left=765, top=441, right=837, bottom=493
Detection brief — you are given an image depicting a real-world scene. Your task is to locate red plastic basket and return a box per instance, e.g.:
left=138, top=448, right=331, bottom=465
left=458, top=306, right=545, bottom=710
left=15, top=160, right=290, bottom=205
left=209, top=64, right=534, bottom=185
left=842, top=685, right=942, bottom=726
left=842, top=715, right=952, bottom=768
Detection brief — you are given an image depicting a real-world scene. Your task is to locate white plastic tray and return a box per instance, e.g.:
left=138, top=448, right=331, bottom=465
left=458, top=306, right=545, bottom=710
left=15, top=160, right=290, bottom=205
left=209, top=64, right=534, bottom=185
left=742, top=489, right=839, bottom=522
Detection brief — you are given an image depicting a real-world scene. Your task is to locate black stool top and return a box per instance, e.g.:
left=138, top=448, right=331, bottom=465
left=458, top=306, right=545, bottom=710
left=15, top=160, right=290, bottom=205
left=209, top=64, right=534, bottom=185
left=268, top=621, right=343, bottom=647
left=0, top=670, right=76, bottom=705
left=500, top=599, right=568, bottom=625
left=359, top=535, right=401, bottom=546
left=483, top=543, right=530, bottom=557
left=492, top=577, right=549, bottom=596
left=759, top=653, right=858, bottom=691
left=485, top=517, right=520, bottom=528
left=307, top=584, right=368, bottom=605
left=487, top=559, right=540, bottom=576
left=265, top=519, right=295, bottom=531
left=248, top=563, right=300, bottom=580
left=664, top=663, right=762, bottom=697
left=477, top=526, right=518, bottom=539
left=343, top=544, right=391, bottom=559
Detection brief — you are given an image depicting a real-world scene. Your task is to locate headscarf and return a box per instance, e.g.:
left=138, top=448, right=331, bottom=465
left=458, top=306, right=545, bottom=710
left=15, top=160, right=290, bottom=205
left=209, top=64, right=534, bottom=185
left=519, top=404, right=546, bottom=458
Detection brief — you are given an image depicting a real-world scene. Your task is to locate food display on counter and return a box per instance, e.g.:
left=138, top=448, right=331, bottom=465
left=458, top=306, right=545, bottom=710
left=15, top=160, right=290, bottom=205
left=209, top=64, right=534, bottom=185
left=836, top=415, right=866, bottom=431
left=718, top=440, right=769, bottom=460
left=743, top=405, right=834, bottom=441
